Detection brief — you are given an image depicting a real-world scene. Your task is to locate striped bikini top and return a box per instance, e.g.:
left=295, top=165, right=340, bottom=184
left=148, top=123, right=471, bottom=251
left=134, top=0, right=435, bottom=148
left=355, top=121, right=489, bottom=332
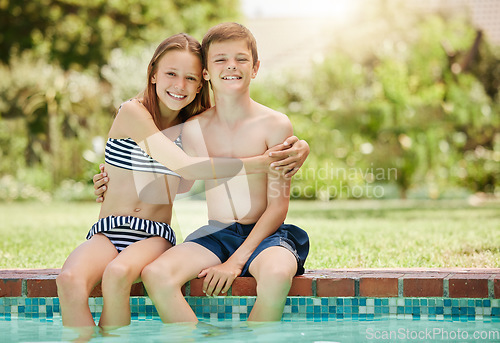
left=105, top=136, right=182, bottom=178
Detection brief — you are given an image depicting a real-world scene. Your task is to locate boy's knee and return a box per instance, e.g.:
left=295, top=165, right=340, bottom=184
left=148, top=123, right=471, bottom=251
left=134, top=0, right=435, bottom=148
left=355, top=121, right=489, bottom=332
left=142, top=261, right=184, bottom=290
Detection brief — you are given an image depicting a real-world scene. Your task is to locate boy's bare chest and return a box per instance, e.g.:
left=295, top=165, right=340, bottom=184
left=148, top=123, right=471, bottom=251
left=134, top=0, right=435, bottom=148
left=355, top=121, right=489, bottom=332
left=203, top=121, right=268, bottom=158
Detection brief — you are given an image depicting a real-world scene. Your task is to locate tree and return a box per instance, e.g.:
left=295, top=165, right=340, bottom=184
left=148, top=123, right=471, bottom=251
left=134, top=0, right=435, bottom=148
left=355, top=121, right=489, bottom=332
left=0, top=0, right=239, bottom=70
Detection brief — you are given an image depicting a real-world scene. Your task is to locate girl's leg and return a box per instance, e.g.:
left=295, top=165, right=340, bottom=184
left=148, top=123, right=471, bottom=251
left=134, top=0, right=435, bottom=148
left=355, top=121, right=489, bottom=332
left=56, top=234, right=118, bottom=327
left=99, top=236, right=172, bottom=329
left=247, top=246, right=297, bottom=321
left=141, top=242, right=221, bottom=323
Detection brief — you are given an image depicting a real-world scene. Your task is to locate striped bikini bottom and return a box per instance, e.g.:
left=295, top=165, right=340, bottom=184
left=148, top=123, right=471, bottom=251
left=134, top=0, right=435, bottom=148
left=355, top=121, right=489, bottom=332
left=86, top=215, right=176, bottom=252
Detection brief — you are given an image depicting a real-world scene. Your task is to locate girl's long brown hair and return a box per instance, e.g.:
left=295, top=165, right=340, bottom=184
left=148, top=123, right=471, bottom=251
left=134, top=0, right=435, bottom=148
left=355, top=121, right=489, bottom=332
left=141, top=33, right=210, bottom=129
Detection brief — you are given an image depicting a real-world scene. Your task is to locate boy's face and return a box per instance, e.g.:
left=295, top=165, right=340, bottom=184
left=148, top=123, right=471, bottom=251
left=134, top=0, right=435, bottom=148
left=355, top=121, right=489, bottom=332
left=203, top=39, right=259, bottom=94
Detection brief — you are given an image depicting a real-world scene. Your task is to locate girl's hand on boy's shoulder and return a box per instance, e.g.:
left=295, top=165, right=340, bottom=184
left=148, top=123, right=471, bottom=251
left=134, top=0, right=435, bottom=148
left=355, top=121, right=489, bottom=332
left=268, top=136, right=310, bottom=178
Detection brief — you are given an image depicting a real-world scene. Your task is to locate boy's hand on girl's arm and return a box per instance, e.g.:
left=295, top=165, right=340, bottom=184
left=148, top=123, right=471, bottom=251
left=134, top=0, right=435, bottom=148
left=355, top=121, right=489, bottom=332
left=93, top=163, right=108, bottom=203
left=198, top=261, right=242, bottom=296
left=268, top=136, right=310, bottom=178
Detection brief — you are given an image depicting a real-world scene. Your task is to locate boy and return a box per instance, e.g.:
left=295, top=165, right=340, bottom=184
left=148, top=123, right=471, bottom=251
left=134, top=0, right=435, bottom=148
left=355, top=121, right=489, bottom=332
left=95, top=23, right=309, bottom=322
left=140, top=22, right=309, bottom=322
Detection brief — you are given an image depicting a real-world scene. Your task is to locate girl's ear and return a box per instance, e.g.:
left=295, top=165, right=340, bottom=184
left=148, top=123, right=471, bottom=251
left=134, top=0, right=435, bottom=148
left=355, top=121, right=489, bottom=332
left=151, top=74, right=157, bottom=84
left=202, top=69, right=210, bottom=81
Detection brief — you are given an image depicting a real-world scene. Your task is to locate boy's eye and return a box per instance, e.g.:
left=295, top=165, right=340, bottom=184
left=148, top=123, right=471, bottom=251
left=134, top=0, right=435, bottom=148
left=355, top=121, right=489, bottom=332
left=167, top=72, right=176, bottom=76
left=215, top=59, right=225, bottom=63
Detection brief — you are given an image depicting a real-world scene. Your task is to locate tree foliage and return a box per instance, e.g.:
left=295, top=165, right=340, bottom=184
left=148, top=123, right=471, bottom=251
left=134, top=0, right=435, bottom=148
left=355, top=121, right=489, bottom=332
left=0, top=0, right=239, bottom=70
left=252, top=14, right=499, bottom=200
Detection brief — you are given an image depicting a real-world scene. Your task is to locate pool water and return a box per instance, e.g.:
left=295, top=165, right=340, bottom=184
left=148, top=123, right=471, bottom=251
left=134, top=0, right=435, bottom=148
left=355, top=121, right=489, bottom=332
left=2, top=316, right=499, bottom=342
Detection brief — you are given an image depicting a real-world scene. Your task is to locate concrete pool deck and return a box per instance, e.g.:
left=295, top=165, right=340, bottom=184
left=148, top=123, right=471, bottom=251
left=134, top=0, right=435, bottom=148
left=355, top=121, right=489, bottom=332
left=1, top=268, right=499, bottom=299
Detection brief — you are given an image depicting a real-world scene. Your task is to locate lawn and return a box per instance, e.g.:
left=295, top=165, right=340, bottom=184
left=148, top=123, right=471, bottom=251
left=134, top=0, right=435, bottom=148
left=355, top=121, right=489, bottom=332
left=0, top=199, right=499, bottom=269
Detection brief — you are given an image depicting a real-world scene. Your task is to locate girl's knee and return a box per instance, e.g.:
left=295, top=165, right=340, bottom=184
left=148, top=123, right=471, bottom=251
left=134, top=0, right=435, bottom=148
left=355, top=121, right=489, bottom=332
left=56, top=270, right=87, bottom=296
left=102, top=262, right=132, bottom=285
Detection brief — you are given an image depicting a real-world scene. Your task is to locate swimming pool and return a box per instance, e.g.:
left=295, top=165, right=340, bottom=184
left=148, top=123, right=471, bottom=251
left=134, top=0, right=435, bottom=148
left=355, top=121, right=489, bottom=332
left=1, top=296, right=499, bottom=342
left=2, top=315, right=500, bottom=342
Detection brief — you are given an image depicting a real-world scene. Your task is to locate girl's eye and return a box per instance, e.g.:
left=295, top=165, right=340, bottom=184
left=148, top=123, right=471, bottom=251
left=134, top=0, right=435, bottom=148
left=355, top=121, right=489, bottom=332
left=167, top=72, right=175, bottom=76
left=187, top=77, right=197, bottom=81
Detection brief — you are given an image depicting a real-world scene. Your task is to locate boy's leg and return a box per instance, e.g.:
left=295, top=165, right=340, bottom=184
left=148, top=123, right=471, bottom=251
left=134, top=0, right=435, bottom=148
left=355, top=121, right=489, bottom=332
left=56, top=234, right=118, bottom=327
left=141, top=242, right=221, bottom=323
left=247, top=246, right=297, bottom=322
left=99, top=236, right=172, bottom=329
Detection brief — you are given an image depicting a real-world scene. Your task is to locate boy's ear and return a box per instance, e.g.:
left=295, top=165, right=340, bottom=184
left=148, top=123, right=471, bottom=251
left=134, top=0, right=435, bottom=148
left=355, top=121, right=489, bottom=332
left=251, top=60, right=260, bottom=79
left=202, top=69, right=210, bottom=81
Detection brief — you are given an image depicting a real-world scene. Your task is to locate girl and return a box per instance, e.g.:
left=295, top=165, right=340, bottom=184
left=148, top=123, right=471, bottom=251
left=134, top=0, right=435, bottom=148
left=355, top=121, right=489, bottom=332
left=56, top=33, right=308, bottom=331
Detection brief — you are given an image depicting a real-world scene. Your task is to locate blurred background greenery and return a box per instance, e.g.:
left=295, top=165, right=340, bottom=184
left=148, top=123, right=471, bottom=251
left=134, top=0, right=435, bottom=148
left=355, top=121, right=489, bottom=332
left=0, top=0, right=499, bottom=202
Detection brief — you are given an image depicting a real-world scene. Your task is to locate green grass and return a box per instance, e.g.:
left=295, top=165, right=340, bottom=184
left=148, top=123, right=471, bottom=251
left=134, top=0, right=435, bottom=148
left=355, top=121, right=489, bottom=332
left=0, top=199, right=499, bottom=269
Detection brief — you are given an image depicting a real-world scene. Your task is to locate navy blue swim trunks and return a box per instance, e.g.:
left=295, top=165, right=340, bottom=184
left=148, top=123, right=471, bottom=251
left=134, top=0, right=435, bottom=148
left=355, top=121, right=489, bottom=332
left=184, top=220, right=309, bottom=276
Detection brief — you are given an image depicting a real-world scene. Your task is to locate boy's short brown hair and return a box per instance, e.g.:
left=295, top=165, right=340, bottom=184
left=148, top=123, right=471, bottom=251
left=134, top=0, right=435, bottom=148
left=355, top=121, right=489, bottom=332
left=202, top=22, right=259, bottom=67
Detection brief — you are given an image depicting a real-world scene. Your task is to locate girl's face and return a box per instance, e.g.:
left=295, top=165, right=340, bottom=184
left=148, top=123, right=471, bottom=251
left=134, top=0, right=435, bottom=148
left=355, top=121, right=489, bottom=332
left=152, top=49, right=203, bottom=113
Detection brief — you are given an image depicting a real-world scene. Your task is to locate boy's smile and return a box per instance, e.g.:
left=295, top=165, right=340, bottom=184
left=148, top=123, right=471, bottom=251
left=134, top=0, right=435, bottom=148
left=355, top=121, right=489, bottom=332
left=204, top=39, right=259, bottom=92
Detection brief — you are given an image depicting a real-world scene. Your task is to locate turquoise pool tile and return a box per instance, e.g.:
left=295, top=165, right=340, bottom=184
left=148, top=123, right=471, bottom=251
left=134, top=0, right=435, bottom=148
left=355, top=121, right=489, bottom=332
left=321, top=298, right=328, bottom=306
left=359, top=298, right=366, bottom=306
